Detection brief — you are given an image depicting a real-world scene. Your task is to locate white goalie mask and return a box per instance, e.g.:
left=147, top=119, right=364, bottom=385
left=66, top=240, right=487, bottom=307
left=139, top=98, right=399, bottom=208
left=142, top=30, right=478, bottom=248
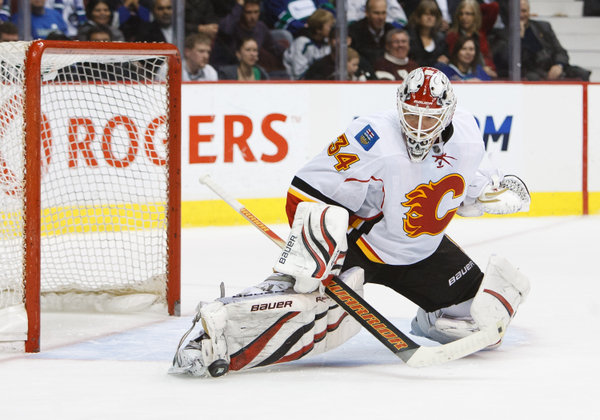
left=396, top=67, right=457, bottom=163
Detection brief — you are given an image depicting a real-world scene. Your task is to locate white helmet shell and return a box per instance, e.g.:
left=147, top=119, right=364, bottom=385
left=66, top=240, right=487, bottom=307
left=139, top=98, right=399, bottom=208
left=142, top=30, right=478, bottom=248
left=397, top=67, right=457, bottom=163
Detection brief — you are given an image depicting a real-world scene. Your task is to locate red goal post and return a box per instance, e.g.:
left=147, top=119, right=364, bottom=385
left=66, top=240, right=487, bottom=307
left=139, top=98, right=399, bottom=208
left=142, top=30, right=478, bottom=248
left=0, top=40, right=181, bottom=353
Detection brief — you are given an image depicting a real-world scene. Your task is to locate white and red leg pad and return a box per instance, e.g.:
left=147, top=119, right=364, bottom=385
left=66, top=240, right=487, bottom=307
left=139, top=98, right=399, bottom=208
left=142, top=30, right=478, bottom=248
left=411, top=255, right=529, bottom=349
left=471, top=255, right=530, bottom=334
left=273, top=202, right=349, bottom=294
left=225, top=267, right=363, bottom=372
left=173, top=267, right=364, bottom=377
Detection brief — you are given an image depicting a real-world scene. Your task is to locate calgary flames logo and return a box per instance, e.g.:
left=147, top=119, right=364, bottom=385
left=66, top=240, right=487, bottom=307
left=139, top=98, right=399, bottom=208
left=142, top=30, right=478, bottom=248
left=402, top=174, right=465, bottom=238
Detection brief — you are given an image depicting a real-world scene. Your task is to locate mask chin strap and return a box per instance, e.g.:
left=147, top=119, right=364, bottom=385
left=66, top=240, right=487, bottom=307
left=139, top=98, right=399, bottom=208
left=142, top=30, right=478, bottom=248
left=441, top=122, right=454, bottom=143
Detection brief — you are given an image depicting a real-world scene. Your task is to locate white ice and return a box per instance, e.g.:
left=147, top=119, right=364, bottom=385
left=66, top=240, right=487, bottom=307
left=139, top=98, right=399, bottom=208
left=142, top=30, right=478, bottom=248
left=1, top=216, right=598, bottom=419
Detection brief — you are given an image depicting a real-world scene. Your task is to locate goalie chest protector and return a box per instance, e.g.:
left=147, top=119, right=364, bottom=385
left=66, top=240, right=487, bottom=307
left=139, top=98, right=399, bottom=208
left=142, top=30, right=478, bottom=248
left=291, top=106, right=485, bottom=265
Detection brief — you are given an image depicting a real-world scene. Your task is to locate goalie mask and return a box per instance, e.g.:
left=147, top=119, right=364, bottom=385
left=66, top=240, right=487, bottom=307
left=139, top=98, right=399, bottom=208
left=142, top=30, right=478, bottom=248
left=397, top=67, right=457, bottom=163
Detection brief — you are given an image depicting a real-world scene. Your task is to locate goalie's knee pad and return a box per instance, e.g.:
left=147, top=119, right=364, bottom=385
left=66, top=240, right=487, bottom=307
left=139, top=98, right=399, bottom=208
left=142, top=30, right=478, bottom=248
left=274, top=202, right=349, bottom=294
left=470, top=255, right=530, bottom=333
left=171, top=267, right=365, bottom=378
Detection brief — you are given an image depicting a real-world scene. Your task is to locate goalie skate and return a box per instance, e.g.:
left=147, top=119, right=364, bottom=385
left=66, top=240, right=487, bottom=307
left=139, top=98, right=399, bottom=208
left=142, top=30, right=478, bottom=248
left=169, top=301, right=230, bottom=378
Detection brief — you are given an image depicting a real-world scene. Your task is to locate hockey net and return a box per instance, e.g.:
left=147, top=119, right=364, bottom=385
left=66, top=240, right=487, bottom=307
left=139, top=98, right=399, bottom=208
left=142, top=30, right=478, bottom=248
left=0, top=41, right=181, bottom=352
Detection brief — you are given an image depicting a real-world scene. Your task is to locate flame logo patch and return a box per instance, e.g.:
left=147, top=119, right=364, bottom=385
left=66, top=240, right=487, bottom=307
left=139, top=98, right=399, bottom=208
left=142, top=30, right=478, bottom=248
left=402, top=174, right=465, bottom=238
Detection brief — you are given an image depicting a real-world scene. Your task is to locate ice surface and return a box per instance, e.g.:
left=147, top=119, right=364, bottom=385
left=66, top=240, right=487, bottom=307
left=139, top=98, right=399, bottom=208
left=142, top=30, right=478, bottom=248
left=1, top=216, right=598, bottom=419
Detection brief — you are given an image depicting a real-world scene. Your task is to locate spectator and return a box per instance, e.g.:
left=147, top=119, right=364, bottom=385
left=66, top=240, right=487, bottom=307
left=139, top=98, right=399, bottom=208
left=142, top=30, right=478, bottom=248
left=0, top=22, right=19, bottom=41
left=492, top=0, right=591, bottom=81
left=518, top=0, right=590, bottom=81
left=183, top=1, right=238, bottom=38
left=348, top=0, right=407, bottom=28
left=346, top=47, right=365, bottom=80
left=183, top=33, right=219, bottom=81
left=10, top=0, right=68, bottom=39
left=263, top=0, right=335, bottom=37
left=435, top=0, right=462, bottom=32
left=211, top=0, right=239, bottom=19
left=584, top=0, right=600, bottom=16
left=87, top=23, right=113, bottom=41
left=117, top=0, right=151, bottom=41
left=1, top=0, right=9, bottom=22
left=304, top=32, right=375, bottom=80
left=217, top=37, right=269, bottom=80
left=402, top=0, right=461, bottom=32
left=117, top=0, right=151, bottom=26
left=405, top=0, right=449, bottom=68
left=305, top=46, right=366, bottom=81
left=45, top=0, right=87, bottom=38
left=77, top=0, right=124, bottom=41
left=348, top=0, right=395, bottom=67
left=439, top=34, right=491, bottom=81
left=373, top=28, right=419, bottom=80
left=135, top=0, right=173, bottom=43
left=210, top=0, right=286, bottom=71
left=283, top=8, right=335, bottom=80
left=185, top=0, right=220, bottom=39
left=445, top=0, right=498, bottom=78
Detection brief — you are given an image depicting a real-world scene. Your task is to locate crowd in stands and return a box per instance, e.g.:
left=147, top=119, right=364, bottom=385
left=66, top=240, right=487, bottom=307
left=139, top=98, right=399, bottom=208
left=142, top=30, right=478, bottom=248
left=0, top=0, right=593, bottom=82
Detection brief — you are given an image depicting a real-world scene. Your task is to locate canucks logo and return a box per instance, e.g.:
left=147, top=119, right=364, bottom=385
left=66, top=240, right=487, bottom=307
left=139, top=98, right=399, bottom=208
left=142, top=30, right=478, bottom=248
left=354, top=125, right=380, bottom=151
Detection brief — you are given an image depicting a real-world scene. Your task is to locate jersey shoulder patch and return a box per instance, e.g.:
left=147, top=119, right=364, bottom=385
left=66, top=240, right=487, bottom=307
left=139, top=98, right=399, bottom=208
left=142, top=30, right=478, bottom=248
left=354, top=124, right=380, bottom=151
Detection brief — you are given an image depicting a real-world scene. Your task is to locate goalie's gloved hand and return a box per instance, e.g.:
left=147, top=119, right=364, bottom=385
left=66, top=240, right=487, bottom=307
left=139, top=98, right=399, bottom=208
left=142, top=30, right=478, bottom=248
left=274, top=202, right=348, bottom=294
left=459, top=175, right=531, bottom=217
left=476, top=175, right=531, bottom=215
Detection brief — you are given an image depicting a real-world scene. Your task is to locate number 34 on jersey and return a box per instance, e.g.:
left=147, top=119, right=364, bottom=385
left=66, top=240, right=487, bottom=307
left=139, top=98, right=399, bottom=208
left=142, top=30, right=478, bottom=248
left=327, top=134, right=360, bottom=172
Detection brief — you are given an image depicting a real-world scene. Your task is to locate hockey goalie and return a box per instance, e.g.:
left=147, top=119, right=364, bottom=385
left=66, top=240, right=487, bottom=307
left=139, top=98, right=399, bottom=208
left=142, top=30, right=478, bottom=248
left=170, top=67, right=531, bottom=378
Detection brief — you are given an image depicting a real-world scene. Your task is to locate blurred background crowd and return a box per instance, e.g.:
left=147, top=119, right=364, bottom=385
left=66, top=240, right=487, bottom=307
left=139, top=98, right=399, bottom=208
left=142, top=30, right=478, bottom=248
left=0, top=0, right=597, bottom=82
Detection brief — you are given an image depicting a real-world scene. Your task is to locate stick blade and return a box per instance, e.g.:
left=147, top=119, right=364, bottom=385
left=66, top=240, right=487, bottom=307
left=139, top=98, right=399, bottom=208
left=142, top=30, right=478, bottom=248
left=405, top=324, right=504, bottom=368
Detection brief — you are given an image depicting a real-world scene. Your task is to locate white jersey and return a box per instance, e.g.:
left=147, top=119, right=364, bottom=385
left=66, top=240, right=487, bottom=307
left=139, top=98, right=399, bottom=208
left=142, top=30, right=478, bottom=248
left=283, top=36, right=331, bottom=80
left=182, top=61, right=219, bottom=82
left=289, top=105, right=499, bottom=265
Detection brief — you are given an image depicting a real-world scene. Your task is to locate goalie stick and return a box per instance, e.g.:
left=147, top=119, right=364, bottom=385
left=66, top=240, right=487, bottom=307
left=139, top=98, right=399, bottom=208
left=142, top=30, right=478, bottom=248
left=199, top=174, right=504, bottom=368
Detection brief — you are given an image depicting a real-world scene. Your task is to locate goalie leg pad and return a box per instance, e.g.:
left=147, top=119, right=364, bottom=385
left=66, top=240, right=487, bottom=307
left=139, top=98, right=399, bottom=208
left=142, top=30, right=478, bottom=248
left=410, top=256, right=529, bottom=349
left=274, top=202, right=349, bottom=294
left=470, top=255, right=530, bottom=332
left=225, top=267, right=363, bottom=371
left=171, top=267, right=364, bottom=378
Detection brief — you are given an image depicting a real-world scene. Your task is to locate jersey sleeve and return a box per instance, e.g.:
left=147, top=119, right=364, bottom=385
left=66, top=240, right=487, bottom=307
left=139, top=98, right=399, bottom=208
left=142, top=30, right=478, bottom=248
left=286, top=116, right=391, bottom=225
left=465, top=152, right=504, bottom=203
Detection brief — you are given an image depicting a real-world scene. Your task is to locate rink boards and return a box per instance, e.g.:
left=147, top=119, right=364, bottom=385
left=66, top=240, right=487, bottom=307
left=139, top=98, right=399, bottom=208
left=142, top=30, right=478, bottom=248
left=180, top=82, right=599, bottom=226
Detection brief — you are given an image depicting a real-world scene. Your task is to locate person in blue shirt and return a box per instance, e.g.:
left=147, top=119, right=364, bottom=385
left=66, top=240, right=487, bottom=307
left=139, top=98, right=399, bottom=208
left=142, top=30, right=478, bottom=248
left=10, top=0, right=68, bottom=39
left=439, top=34, right=491, bottom=81
left=45, top=0, right=87, bottom=38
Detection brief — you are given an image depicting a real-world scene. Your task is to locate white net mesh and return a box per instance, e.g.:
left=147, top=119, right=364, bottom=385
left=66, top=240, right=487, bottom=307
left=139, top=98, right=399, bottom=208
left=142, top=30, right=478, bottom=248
left=1, top=43, right=27, bottom=313
left=0, top=41, right=173, bottom=316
